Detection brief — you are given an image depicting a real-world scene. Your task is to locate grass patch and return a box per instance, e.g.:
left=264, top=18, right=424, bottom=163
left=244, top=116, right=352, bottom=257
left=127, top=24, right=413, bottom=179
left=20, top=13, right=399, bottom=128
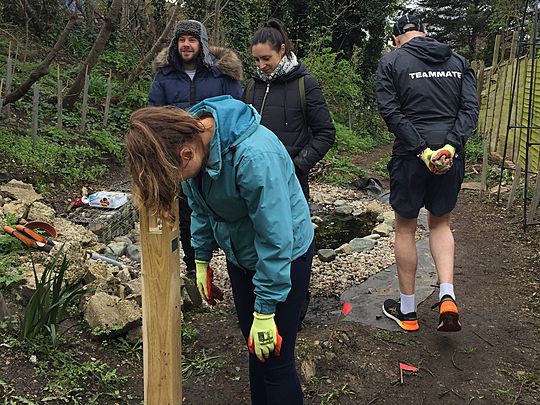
left=182, top=348, right=221, bottom=379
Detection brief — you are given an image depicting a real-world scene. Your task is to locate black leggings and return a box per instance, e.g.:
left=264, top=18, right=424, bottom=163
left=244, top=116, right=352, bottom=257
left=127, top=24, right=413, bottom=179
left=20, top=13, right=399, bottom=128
left=226, top=241, right=314, bottom=405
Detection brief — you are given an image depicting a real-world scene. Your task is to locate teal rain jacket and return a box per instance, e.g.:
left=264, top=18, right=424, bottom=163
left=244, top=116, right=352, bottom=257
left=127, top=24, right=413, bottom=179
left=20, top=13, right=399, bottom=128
left=182, top=95, right=314, bottom=314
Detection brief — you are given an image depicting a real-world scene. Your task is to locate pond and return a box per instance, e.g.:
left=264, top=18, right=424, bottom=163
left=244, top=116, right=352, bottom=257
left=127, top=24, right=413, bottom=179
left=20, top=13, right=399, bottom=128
left=314, top=212, right=378, bottom=250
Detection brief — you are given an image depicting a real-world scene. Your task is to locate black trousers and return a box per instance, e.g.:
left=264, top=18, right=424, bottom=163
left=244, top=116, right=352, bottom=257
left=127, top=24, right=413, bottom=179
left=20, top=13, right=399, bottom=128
left=227, top=241, right=314, bottom=405
left=179, top=194, right=196, bottom=273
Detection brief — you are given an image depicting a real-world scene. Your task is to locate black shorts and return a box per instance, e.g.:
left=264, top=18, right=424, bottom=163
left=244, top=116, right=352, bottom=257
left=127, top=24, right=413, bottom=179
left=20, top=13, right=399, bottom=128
left=387, top=156, right=465, bottom=219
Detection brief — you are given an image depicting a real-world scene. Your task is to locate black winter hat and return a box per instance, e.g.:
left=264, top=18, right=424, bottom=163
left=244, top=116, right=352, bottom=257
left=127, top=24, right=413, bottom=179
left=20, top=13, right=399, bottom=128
left=167, top=20, right=213, bottom=68
left=392, top=14, right=425, bottom=37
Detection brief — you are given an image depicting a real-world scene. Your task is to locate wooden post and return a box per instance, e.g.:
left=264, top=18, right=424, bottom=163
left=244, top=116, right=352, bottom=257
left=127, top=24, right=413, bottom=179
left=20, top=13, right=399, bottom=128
left=480, top=134, right=489, bottom=197
left=4, top=44, right=14, bottom=121
left=31, top=83, right=40, bottom=151
left=103, top=69, right=112, bottom=127
left=476, top=60, right=485, bottom=108
left=527, top=163, right=540, bottom=223
left=0, top=79, right=4, bottom=117
left=57, top=64, right=63, bottom=129
left=139, top=203, right=182, bottom=405
left=507, top=160, right=521, bottom=209
left=484, top=34, right=501, bottom=148
left=80, top=66, right=90, bottom=132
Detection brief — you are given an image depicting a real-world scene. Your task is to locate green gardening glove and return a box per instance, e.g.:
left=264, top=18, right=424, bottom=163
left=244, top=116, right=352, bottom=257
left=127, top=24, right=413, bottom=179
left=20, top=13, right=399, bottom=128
left=419, top=148, right=438, bottom=174
left=247, top=312, right=283, bottom=362
left=195, top=260, right=223, bottom=306
left=431, top=144, right=456, bottom=174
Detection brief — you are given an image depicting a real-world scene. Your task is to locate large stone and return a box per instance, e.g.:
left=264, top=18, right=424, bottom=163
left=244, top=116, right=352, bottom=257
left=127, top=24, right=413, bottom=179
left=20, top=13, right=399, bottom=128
left=53, top=217, right=99, bottom=247
left=84, top=292, right=141, bottom=338
left=335, top=243, right=353, bottom=254
left=125, top=278, right=142, bottom=296
left=317, top=249, right=337, bottom=262
left=363, top=233, right=381, bottom=240
left=311, top=216, right=324, bottom=225
left=335, top=205, right=353, bottom=216
left=27, top=202, right=56, bottom=223
left=83, top=260, right=116, bottom=286
left=0, top=180, right=42, bottom=204
left=372, top=223, right=393, bottom=237
left=125, top=243, right=141, bottom=262
left=349, top=237, right=375, bottom=253
left=2, top=201, right=29, bottom=221
left=333, top=199, right=348, bottom=207
left=104, top=241, right=128, bottom=258
left=366, top=201, right=385, bottom=216
left=380, top=211, right=395, bottom=227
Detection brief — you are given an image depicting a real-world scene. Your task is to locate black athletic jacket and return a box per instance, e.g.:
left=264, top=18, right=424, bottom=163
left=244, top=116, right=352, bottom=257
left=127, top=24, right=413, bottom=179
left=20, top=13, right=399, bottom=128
left=376, top=36, right=479, bottom=158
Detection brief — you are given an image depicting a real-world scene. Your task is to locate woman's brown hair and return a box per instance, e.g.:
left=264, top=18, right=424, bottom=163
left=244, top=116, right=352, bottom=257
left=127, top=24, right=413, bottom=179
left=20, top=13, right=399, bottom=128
left=124, top=106, right=204, bottom=223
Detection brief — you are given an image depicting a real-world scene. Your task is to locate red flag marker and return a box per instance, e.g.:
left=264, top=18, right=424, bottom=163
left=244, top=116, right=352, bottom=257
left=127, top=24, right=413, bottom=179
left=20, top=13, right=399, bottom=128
left=399, top=362, right=419, bottom=372
left=341, top=300, right=352, bottom=316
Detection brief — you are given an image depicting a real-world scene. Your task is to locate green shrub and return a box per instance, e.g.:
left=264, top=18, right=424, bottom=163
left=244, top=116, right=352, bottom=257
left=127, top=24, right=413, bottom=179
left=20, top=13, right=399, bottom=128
left=20, top=248, right=85, bottom=346
left=465, top=131, right=484, bottom=163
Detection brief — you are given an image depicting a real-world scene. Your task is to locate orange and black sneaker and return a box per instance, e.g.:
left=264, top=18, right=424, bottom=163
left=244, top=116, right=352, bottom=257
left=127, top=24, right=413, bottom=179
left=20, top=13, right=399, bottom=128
left=382, top=299, right=419, bottom=332
left=433, top=294, right=461, bottom=332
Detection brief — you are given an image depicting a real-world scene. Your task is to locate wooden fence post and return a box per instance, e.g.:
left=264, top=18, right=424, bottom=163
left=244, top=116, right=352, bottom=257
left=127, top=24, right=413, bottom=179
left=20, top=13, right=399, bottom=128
left=4, top=43, right=14, bottom=122
left=80, top=66, right=90, bottom=132
left=139, top=204, right=182, bottom=405
left=507, top=160, right=522, bottom=209
left=57, top=64, right=63, bottom=129
left=103, top=70, right=112, bottom=127
left=31, top=83, right=40, bottom=151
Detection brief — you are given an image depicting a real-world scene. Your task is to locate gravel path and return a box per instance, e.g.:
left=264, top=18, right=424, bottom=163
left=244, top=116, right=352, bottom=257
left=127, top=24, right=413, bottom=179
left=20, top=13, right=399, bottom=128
left=198, top=183, right=426, bottom=303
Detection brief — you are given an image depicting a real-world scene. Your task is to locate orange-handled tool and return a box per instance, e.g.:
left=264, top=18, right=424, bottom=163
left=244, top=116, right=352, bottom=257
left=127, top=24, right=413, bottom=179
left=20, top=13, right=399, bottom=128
left=15, top=225, right=51, bottom=245
left=3, top=225, right=38, bottom=249
left=3, top=225, right=53, bottom=252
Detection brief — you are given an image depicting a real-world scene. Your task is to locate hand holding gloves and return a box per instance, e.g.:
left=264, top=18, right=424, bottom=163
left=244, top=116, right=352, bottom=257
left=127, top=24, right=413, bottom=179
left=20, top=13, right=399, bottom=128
left=419, top=144, right=456, bottom=175
left=195, top=260, right=223, bottom=306
left=248, top=312, right=283, bottom=362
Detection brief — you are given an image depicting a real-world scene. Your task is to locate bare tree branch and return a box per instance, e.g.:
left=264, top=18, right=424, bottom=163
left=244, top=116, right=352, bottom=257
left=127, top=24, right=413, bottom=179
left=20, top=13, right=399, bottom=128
left=63, top=0, right=123, bottom=109
left=4, top=12, right=79, bottom=105
left=117, top=1, right=182, bottom=95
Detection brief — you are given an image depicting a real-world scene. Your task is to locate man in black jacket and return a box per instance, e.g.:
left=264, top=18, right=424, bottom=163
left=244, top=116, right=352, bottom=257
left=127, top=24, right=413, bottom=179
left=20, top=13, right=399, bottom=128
left=376, top=14, right=479, bottom=332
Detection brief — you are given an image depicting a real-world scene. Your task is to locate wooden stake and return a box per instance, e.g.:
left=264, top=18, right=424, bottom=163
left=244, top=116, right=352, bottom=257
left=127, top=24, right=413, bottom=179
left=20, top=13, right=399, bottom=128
left=80, top=66, right=90, bottom=132
left=139, top=204, right=182, bottom=405
left=103, top=69, right=112, bottom=127
left=31, top=84, right=40, bottom=151
left=507, top=160, right=522, bottom=210
left=57, top=64, right=62, bottom=129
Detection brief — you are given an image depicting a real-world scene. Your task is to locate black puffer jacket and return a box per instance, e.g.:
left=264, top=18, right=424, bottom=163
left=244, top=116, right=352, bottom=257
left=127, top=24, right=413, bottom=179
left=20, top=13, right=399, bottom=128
left=376, top=36, right=479, bottom=158
left=245, top=63, right=335, bottom=196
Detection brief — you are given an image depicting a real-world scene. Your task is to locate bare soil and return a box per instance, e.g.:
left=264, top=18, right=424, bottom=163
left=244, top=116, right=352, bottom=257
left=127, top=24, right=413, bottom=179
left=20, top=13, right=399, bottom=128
left=1, top=161, right=539, bottom=404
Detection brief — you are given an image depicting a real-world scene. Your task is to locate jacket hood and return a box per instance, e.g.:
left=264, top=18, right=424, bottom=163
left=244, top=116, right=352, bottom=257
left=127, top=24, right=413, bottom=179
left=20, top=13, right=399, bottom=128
left=401, top=37, right=452, bottom=64
left=188, top=95, right=260, bottom=178
left=153, top=45, right=243, bottom=81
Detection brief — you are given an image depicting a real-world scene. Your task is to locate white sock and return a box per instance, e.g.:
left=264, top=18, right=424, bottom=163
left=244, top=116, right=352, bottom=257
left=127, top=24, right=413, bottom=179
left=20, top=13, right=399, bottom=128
left=439, top=283, right=455, bottom=301
left=400, top=293, right=416, bottom=314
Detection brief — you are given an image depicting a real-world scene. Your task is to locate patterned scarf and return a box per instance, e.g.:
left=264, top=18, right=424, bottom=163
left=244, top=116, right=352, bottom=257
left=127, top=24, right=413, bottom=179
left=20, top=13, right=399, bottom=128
left=256, top=52, right=299, bottom=82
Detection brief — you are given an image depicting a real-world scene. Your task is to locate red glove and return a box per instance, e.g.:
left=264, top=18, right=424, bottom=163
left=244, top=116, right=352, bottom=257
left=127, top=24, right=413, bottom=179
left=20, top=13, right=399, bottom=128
left=431, top=144, right=456, bottom=174
left=195, top=260, right=224, bottom=306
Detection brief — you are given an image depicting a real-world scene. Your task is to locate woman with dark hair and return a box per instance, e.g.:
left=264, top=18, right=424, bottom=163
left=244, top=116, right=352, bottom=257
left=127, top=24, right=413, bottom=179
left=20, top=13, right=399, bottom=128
left=246, top=18, right=335, bottom=329
left=246, top=18, right=335, bottom=200
left=125, top=95, right=314, bottom=405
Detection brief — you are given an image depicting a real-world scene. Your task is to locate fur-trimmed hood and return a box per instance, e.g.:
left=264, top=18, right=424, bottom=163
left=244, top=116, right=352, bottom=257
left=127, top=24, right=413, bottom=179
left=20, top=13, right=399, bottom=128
left=152, top=45, right=243, bottom=81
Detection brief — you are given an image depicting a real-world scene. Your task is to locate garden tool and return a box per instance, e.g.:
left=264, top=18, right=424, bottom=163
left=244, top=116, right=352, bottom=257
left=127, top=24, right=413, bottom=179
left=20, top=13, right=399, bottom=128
left=2, top=225, right=54, bottom=252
